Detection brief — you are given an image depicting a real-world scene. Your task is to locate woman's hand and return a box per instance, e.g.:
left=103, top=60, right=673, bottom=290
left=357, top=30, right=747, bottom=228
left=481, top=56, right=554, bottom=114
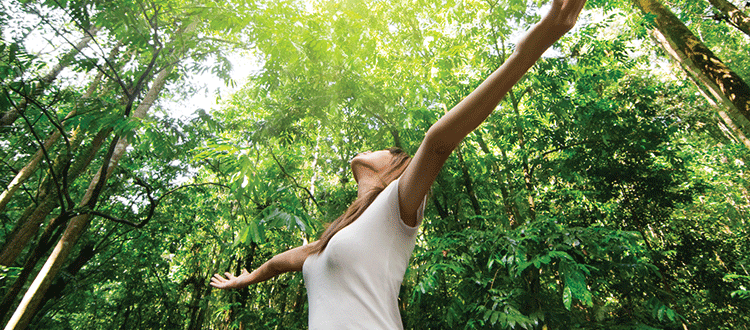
left=513, top=0, right=586, bottom=57
left=540, top=0, right=587, bottom=40
left=210, top=268, right=251, bottom=290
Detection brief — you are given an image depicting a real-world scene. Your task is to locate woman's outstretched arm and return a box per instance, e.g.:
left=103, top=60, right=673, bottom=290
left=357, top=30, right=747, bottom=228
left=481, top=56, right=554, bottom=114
left=210, top=241, right=318, bottom=289
left=398, top=0, right=587, bottom=226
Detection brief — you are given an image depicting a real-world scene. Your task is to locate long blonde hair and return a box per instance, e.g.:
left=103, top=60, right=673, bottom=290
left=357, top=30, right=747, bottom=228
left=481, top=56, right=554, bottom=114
left=313, top=147, right=411, bottom=254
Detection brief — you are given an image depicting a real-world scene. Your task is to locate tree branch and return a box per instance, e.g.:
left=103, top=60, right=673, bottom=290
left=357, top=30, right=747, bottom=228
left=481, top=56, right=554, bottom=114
left=6, top=85, right=71, bottom=148
left=267, top=147, right=321, bottom=211
left=90, top=182, right=230, bottom=228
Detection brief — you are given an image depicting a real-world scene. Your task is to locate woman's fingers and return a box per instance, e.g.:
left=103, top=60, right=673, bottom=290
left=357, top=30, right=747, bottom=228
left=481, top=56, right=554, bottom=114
left=210, top=273, right=232, bottom=288
left=544, top=0, right=586, bottom=35
left=564, top=0, right=586, bottom=20
left=550, top=0, right=585, bottom=17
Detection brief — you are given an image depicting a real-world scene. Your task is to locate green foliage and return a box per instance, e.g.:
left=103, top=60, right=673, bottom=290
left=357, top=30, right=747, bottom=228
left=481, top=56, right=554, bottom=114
left=2, top=0, right=750, bottom=329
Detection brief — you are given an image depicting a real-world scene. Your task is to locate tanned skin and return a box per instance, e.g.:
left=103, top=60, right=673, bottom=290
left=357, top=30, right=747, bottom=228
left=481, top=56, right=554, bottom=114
left=211, top=0, right=587, bottom=290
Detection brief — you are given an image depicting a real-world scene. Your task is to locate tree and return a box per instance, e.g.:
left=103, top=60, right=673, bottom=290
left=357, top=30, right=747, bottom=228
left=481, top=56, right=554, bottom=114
left=632, top=0, right=750, bottom=142
left=707, top=0, right=750, bottom=37
left=1, top=0, right=250, bottom=328
left=3, top=0, right=749, bottom=328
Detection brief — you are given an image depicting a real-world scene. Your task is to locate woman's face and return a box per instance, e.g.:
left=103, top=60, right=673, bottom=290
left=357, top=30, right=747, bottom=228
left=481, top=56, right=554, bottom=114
left=350, top=149, right=394, bottom=183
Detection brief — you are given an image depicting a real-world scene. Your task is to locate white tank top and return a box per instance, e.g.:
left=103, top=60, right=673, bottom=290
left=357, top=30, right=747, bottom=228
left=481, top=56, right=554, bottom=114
left=302, top=178, right=424, bottom=329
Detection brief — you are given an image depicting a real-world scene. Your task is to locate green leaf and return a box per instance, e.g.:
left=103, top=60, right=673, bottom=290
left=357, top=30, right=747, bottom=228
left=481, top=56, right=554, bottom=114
left=0, top=93, right=9, bottom=112
left=666, top=308, right=676, bottom=322
left=483, top=309, right=493, bottom=322
left=248, top=221, right=263, bottom=243
left=516, top=260, right=533, bottom=276
left=8, top=43, right=18, bottom=63
left=549, top=251, right=574, bottom=261
left=239, top=225, right=250, bottom=244
left=563, top=286, right=572, bottom=310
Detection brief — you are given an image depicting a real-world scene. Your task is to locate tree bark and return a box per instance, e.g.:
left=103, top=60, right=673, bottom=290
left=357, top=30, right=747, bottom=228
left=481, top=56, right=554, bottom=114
left=650, top=27, right=750, bottom=148
left=0, top=133, right=59, bottom=212
left=707, top=0, right=750, bottom=37
left=633, top=0, right=750, bottom=139
left=23, top=241, right=99, bottom=328
left=0, top=42, right=117, bottom=264
left=0, top=199, right=59, bottom=266
left=0, top=215, right=66, bottom=324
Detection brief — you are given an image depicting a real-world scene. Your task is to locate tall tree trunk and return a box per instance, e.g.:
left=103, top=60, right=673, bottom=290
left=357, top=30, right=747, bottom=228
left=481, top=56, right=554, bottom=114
left=292, top=279, right=306, bottom=316
left=0, top=28, right=98, bottom=128
left=0, top=199, right=59, bottom=267
left=361, top=107, right=403, bottom=149
left=0, top=129, right=109, bottom=266
left=707, top=0, right=750, bottom=37
left=117, top=306, right=133, bottom=330
left=35, top=242, right=97, bottom=312
left=633, top=0, right=750, bottom=139
left=0, top=134, right=59, bottom=212
left=649, top=26, right=750, bottom=149
left=22, top=241, right=99, bottom=329
left=4, top=60, right=177, bottom=330
left=0, top=215, right=66, bottom=324
left=431, top=195, right=450, bottom=221
left=0, top=40, right=116, bottom=261
left=186, top=278, right=205, bottom=330
left=500, top=149, right=524, bottom=228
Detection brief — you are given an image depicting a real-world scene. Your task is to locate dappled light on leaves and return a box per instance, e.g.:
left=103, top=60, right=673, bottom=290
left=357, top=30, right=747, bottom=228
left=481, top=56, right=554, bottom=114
left=0, top=0, right=749, bottom=329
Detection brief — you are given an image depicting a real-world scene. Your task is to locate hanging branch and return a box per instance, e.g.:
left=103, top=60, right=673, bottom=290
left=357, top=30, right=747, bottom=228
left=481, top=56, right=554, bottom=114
left=89, top=182, right=231, bottom=228
left=123, top=3, right=163, bottom=117
left=266, top=146, right=322, bottom=211
left=360, top=105, right=403, bottom=149
left=42, top=0, right=164, bottom=105
left=3, top=44, right=74, bottom=148
left=6, top=85, right=72, bottom=146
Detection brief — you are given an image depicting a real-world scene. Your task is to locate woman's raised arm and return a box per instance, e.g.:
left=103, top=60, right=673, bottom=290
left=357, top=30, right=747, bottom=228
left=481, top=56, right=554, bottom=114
left=398, top=0, right=586, bottom=226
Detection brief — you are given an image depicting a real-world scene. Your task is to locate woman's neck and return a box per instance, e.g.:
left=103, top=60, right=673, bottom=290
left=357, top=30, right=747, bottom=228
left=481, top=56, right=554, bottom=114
left=356, top=174, right=382, bottom=199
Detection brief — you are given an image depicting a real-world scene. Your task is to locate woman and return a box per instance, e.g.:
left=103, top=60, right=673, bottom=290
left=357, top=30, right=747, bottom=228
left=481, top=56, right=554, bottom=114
left=211, top=0, right=586, bottom=328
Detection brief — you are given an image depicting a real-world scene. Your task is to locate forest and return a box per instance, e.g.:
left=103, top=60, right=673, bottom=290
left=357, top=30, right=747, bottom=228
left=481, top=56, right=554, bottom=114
left=1, top=0, right=749, bottom=329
